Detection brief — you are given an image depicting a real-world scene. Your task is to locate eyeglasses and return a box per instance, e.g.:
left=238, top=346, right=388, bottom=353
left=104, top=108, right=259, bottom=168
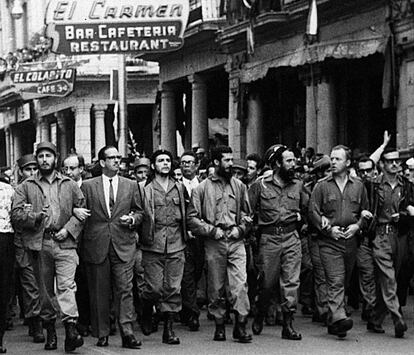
left=181, top=160, right=195, bottom=166
left=359, top=168, right=373, bottom=174
left=384, top=159, right=401, bottom=165
left=106, top=155, right=122, bottom=160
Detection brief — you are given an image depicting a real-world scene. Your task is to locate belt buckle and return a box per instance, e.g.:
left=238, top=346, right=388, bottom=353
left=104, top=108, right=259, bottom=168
left=275, top=226, right=283, bottom=234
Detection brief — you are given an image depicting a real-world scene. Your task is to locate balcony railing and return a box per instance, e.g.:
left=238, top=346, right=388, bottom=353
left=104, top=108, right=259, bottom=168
left=187, top=0, right=226, bottom=28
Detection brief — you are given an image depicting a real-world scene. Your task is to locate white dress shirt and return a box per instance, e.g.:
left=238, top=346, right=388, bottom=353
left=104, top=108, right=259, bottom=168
left=182, top=176, right=199, bottom=197
left=102, top=174, right=119, bottom=216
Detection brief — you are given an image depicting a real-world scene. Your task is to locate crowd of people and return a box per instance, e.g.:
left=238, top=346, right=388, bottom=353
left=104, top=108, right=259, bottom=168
left=0, top=131, right=414, bottom=353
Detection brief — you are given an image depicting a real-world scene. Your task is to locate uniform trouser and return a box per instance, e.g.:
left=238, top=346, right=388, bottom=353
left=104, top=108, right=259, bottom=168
left=357, top=239, right=376, bottom=313
left=396, top=233, right=414, bottom=307
left=308, top=236, right=328, bottom=316
left=29, top=239, right=79, bottom=323
left=75, top=257, right=90, bottom=328
left=181, top=238, right=205, bottom=317
left=256, top=231, right=301, bottom=315
left=300, top=236, right=314, bottom=308
left=15, top=246, right=41, bottom=319
left=204, top=238, right=250, bottom=319
left=86, top=243, right=135, bottom=338
left=133, top=249, right=144, bottom=317
left=319, top=236, right=357, bottom=325
left=372, top=230, right=402, bottom=325
left=0, top=233, right=14, bottom=335
left=142, top=250, right=185, bottom=313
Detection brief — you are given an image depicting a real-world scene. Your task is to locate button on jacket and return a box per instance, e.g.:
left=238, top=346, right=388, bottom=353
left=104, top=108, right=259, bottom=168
left=309, top=175, right=368, bottom=232
left=248, top=173, right=309, bottom=227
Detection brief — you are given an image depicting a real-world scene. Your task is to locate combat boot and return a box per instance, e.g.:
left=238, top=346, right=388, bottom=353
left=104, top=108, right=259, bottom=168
left=233, top=314, right=252, bottom=343
left=162, top=312, right=180, bottom=345
left=30, top=316, right=45, bottom=343
left=64, top=321, right=84, bottom=352
left=213, top=318, right=226, bottom=341
left=281, top=312, right=302, bottom=340
left=43, top=320, right=57, bottom=350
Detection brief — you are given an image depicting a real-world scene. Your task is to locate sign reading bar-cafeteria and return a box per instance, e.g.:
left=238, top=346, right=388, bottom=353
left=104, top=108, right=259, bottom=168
left=45, top=0, right=190, bottom=55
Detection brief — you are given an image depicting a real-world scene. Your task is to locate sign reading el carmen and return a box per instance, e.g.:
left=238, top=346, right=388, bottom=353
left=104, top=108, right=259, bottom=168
left=45, top=0, right=190, bottom=55
left=11, top=68, right=76, bottom=99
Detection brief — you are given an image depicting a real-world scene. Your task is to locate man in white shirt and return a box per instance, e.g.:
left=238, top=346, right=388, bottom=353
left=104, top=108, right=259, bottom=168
left=180, top=151, right=203, bottom=331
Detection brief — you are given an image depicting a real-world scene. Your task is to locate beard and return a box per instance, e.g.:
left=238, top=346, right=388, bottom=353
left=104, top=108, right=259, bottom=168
left=39, top=161, right=55, bottom=176
left=279, top=165, right=295, bottom=182
left=217, top=165, right=233, bottom=181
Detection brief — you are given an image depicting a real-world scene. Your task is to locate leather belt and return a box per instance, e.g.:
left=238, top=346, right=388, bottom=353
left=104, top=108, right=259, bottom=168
left=43, top=229, right=56, bottom=240
left=261, top=223, right=297, bottom=235
left=376, top=223, right=398, bottom=234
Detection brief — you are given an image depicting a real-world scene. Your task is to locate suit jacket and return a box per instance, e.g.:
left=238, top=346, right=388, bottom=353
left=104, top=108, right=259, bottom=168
left=81, top=175, right=143, bottom=264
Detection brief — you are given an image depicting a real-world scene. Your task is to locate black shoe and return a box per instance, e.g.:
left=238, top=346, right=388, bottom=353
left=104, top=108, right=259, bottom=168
left=0, top=347, right=5, bottom=354
left=252, top=314, right=264, bottom=335
left=44, top=322, right=57, bottom=351
left=394, top=318, right=408, bottom=338
left=281, top=313, right=302, bottom=341
left=141, top=301, right=153, bottom=336
left=31, top=317, right=45, bottom=343
left=301, top=305, right=314, bottom=317
left=367, top=322, right=385, bottom=333
left=122, top=334, right=142, bottom=349
left=162, top=313, right=180, bottom=345
left=328, top=318, right=353, bottom=338
left=233, top=315, right=252, bottom=343
left=214, top=319, right=226, bottom=341
left=96, top=336, right=108, bottom=347
left=64, top=321, right=84, bottom=353
left=187, top=314, right=200, bottom=332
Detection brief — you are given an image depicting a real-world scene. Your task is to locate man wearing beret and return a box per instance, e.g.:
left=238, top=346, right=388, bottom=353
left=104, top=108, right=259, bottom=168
left=11, top=142, right=85, bottom=352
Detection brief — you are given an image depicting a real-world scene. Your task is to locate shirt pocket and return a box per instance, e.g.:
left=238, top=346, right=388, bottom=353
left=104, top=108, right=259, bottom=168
left=260, top=190, right=278, bottom=211
left=172, top=197, right=182, bottom=221
left=286, top=192, right=300, bottom=211
left=228, top=193, right=237, bottom=214
left=324, top=193, right=337, bottom=214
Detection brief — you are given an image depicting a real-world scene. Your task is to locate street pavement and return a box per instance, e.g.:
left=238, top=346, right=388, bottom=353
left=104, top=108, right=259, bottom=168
left=4, top=306, right=414, bottom=355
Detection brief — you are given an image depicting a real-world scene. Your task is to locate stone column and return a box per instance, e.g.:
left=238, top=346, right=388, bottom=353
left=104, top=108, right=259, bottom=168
left=55, top=111, right=67, bottom=158
left=93, top=104, right=107, bottom=157
left=246, top=89, right=264, bottom=156
left=74, top=103, right=92, bottom=163
left=152, top=103, right=160, bottom=151
left=0, top=1, right=14, bottom=54
left=12, top=126, right=21, bottom=162
left=160, top=84, right=177, bottom=156
left=317, top=77, right=337, bottom=154
left=39, top=116, right=50, bottom=142
left=189, top=74, right=208, bottom=151
left=228, top=73, right=243, bottom=158
left=5, top=127, right=11, bottom=167
left=306, top=84, right=318, bottom=150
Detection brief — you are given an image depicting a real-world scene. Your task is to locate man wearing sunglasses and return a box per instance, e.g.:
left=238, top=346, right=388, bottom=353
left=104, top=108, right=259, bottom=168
left=364, top=148, right=414, bottom=338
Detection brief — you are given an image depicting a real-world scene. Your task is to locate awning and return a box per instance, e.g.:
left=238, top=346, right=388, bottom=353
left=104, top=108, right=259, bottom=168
left=241, top=35, right=389, bottom=83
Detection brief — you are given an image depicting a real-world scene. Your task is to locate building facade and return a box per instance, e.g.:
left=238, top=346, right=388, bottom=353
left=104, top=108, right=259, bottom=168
left=0, top=0, right=159, bottom=167
left=152, top=0, right=414, bottom=158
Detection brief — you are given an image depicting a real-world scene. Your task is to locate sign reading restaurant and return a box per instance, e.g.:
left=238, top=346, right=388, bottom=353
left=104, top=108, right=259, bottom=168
left=45, top=0, right=190, bottom=55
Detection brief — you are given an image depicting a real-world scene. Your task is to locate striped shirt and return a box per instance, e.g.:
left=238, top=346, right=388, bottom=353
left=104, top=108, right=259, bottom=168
left=0, top=181, right=14, bottom=233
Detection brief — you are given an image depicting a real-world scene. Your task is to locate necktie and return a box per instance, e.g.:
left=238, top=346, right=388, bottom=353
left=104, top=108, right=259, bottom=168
left=109, top=178, right=115, bottom=212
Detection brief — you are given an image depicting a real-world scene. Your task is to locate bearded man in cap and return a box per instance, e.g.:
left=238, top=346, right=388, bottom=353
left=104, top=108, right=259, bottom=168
left=187, top=146, right=252, bottom=343
left=13, top=155, right=44, bottom=343
left=11, top=142, right=85, bottom=352
left=249, top=144, right=308, bottom=340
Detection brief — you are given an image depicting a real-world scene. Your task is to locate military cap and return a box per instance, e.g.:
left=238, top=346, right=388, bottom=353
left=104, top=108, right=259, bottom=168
left=17, top=154, right=37, bottom=169
left=35, top=142, right=57, bottom=156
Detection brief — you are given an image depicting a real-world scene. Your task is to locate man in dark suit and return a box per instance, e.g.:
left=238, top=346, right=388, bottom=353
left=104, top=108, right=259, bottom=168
left=81, top=146, right=142, bottom=349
